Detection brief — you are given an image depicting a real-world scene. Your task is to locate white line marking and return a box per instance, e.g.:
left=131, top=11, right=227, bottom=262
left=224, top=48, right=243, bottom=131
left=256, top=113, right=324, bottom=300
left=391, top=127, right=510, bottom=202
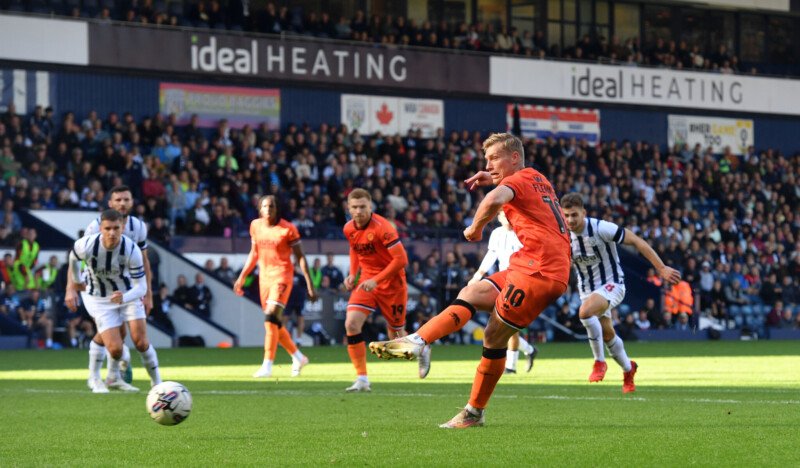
left=8, top=388, right=799, bottom=405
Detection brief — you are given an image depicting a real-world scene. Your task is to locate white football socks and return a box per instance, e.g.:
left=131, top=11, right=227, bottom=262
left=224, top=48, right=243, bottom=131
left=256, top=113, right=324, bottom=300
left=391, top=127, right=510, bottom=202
left=506, top=350, right=519, bottom=370
left=407, top=333, right=426, bottom=345
left=581, top=316, right=605, bottom=362
left=139, top=344, right=162, bottom=385
left=518, top=336, right=535, bottom=355
left=88, top=341, right=106, bottom=380
left=292, top=350, right=304, bottom=362
left=108, top=355, right=122, bottom=381
left=605, top=336, right=632, bottom=372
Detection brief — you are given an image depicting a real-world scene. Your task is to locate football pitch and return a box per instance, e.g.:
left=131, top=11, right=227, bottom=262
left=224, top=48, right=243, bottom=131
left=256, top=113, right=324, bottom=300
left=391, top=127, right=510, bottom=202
left=1, top=341, right=797, bottom=466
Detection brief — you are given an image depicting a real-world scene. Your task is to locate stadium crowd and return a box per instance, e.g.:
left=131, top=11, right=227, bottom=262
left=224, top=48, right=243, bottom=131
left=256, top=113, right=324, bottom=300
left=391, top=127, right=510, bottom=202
left=3, top=0, right=755, bottom=75
left=0, top=101, right=798, bottom=346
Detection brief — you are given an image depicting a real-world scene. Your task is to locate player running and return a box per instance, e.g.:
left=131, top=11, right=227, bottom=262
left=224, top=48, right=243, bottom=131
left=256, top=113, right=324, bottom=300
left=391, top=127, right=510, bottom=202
left=342, top=188, right=421, bottom=393
left=234, top=195, right=317, bottom=378
left=468, top=211, right=539, bottom=374
left=65, top=185, right=152, bottom=389
left=370, top=133, right=570, bottom=428
left=559, top=193, right=681, bottom=392
left=68, top=209, right=161, bottom=393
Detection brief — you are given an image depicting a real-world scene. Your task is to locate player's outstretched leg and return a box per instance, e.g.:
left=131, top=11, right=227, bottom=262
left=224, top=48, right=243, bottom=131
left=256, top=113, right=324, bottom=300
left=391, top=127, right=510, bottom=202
left=106, top=342, right=133, bottom=384
left=516, top=335, right=538, bottom=373
left=278, top=326, right=309, bottom=377
left=505, top=334, right=519, bottom=374
left=418, top=343, right=432, bottom=379
left=370, top=299, right=476, bottom=359
left=255, top=316, right=281, bottom=378
left=87, top=340, right=109, bottom=393
left=581, top=315, right=607, bottom=382
left=605, top=334, right=636, bottom=393
left=440, top=347, right=506, bottom=429
left=622, top=360, right=638, bottom=393
left=345, top=333, right=371, bottom=392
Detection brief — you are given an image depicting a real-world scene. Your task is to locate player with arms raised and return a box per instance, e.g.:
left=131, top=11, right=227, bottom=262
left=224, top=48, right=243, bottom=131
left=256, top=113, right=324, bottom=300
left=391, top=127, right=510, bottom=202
left=370, top=133, right=570, bottom=427
left=65, top=185, right=152, bottom=388
left=342, top=188, right=421, bottom=393
left=234, top=195, right=317, bottom=378
left=559, top=193, right=681, bottom=392
left=68, top=209, right=161, bottom=393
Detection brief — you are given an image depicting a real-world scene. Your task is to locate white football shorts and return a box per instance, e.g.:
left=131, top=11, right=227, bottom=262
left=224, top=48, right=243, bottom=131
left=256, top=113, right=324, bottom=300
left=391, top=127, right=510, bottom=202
left=580, top=283, right=626, bottom=318
left=81, top=293, right=146, bottom=333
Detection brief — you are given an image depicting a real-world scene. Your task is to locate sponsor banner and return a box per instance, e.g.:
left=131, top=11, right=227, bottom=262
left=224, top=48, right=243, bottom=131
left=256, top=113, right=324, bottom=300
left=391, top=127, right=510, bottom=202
left=0, top=69, right=54, bottom=115
left=341, top=94, right=444, bottom=137
left=89, top=23, right=489, bottom=94
left=490, top=56, right=800, bottom=116
left=668, top=114, right=754, bottom=155
left=507, top=104, right=600, bottom=144
left=159, top=83, right=280, bottom=129
left=0, top=14, right=88, bottom=66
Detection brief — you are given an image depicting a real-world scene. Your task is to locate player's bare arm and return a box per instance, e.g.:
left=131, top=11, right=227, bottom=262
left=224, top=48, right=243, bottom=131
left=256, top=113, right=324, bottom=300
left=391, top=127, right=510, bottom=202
left=359, top=242, right=408, bottom=292
left=622, top=228, right=681, bottom=285
left=140, top=250, right=153, bottom=314
left=233, top=245, right=258, bottom=296
left=344, top=254, right=360, bottom=291
left=464, top=171, right=494, bottom=190
left=464, top=186, right=514, bottom=242
left=66, top=249, right=90, bottom=311
left=292, top=243, right=318, bottom=301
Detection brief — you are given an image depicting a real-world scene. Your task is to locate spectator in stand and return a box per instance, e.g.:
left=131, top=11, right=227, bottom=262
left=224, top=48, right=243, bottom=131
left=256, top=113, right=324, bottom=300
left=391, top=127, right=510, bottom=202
left=780, top=275, right=799, bottom=307
left=634, top=310, right=651, bottom=330
left=665, top=277, right=694, bottom=317
left=554, top=302, right=578, bottom=342
left=320, top=252, right=344, bottom=290
left=172, top=274, right=194, bottom=310
left=148, top=217, right=171, bottom=244
left=409, top=292, right=436, bottom=333
left=18, top=289, right=55, bottom=348
left=674, top=312, right=691, bottom=331
left=214, top=257, right=237, bottom=285
left=190, top=273, right=213, bottom=319
left=724, top=279, right=752, bottom=328
left=149, top=284, right=175, bottom=336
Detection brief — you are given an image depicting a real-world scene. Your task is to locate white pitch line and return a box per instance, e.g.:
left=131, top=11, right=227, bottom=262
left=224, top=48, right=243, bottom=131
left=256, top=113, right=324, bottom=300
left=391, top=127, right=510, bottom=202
left=8, top=388, right=799, bottom=405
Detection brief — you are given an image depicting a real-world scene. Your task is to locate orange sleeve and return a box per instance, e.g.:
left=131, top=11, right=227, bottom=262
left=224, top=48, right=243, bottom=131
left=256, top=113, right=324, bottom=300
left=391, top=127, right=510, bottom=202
left=287, top=222, right=301, bottom=244
left=343, top=223, right=358, bottom=277
left=371, top=241, right=408, bottom=285
left=499, top=171, right=523, bottom=200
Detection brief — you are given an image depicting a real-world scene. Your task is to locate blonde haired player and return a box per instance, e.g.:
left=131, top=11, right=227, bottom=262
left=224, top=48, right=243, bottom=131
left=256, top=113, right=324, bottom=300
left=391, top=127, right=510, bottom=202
left=371, top=133, right=570, bottom=428
left=234, top=195, right=317, bottom=378
left=468, top=211, right=539, bottom=374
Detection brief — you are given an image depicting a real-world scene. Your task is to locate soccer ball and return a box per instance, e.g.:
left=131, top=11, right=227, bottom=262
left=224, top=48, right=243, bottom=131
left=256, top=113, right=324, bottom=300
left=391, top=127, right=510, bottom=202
left=146, top=381, right=192, bottom=426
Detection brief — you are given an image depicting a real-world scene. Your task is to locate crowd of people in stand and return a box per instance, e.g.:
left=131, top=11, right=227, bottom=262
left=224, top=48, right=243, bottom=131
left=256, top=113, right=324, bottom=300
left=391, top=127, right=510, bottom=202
left=0, top=100, right=798, bottom=345
left=3, top=1, right=757, bottom=75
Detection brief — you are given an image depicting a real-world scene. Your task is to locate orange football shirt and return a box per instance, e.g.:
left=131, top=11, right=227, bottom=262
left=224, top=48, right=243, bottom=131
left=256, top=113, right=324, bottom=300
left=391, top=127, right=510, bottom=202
left=250, top=218, right=301, bottom=278
left=499, top=167, right=571, bottom=284
left=343, top=213, right=406, bottom=286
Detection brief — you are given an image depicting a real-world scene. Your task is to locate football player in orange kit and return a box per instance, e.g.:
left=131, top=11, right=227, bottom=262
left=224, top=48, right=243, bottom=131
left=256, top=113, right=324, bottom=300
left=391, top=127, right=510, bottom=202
left=234, top=195, right=318, bottom=378
left=342, top=188, right=426, bottom=393
left=370, top=133, right=571, bottom=427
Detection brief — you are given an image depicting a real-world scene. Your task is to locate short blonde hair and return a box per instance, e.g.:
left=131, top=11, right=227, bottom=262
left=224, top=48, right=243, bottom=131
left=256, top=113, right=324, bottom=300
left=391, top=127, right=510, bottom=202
left=347, top=188, right=372, bottom=202
left=482, top=133, right=524, bottom=160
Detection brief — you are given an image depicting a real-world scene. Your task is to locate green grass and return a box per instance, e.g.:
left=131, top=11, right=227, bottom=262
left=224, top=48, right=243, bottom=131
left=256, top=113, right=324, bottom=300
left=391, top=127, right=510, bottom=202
left=1, top=341, right=798, bottom=466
